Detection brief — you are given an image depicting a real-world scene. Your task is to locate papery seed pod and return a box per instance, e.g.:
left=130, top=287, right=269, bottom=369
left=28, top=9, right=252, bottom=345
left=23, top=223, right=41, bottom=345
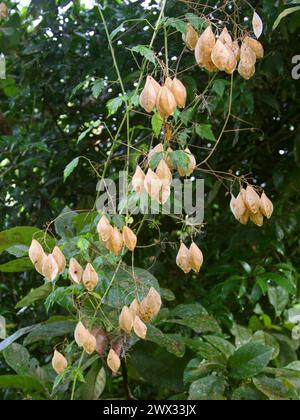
left=148, top=143, right=164, bottom=165
left=156, top=159, right=172, bottom=187
left=110, top=227, right=124, bottom=255
left=211, top=39, right=237, bottom=74
left=139, top=288, right=161, bottom=322
left=52, top=350, right=68, bottom=375
left=250, top=211, right=264, bottom=227
left=160, top=185, right=171, bottom=205
left=232, top=41, right=240, bottom=61
left=244, top=36, right=264, bottom=59
left=238, top=61, right=255, bottom=80
left=147, top=287, right=162, bottom=315
left=238, top=42, right=256, bottom=80
left=0, top=2, right=8, bottom=18
left=245, top=186, right=261, bottom=214
left=171, top=78, right=187, bottom=109
left=176, top=243, right=191, bottom=274
left=74, top=322, right=88, bottom=347
left=156, top=86, right=177, bottom=118
left=165, top=147, right=174, bottom=171
left=260, top=192, right=273, bottom=219
left=119, top=306, right=134, bottom=334
left=97, top=215, right=113, bottom=243
left=52, top=246, right=66, bottom=274
left=165, top=77, right=173, bottom=90
left=69, top=257, right=83, bottom=284
left=35, top=253, right=47, bottom=276
left=83, top=332, right=97, bottom=354
left=42, top=254, right=59, bottom=281
left=189, top=242, right=204, bottom=273
left=195, top=26, right=217, bottom=72
left=129, top=298, right=140, bottom=316
left=29, top=239, right=44, bottom=267
left=219, top=27, right=233, bottom=49
left=83, top=263, right=98, bottom=291
left=133, top=316, right=147, bottom=339
left=185, top=148, right=197, bottom=176
left=144, top=168, right=162, bottom=202
left=132, top=165, right=145, bottom=195
left=252, top=11, right=263, bottom=39
left=231, top=191, right=249, bottom=225
left=183, top=23, right=198, bottom=50
left=140, top=75, right=159, bottom=113
left=107, top=348, right=121, bottom=374
left=123, top=226, right=137, bottom=251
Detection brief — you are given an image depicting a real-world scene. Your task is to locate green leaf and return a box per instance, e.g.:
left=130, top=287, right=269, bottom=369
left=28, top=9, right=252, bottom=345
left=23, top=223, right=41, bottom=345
left=165, top=314, right=221, bottom=334
left=185, top=13, right=207, bottom=30
left=212, top=79, right=229, bottom=97
left=64, top=157, right=79, bottom=181
left=231, top=324, right=252, bottom=347
left=0, top=325, right=38, bottom=352
left=0, top=375, right=45, bottom=393
left=184, top=357, right=226, bottom=385
left=165, top=17, right=186, bottom=33
left=3, top=343, right=36, bottom=376
left=204, top=336, right=236, bottom=358
left=0, top=257, right=33, bottom=272
left=131, top=45, right=156, bottom=65
left=195, top=124, right=216, bottom=141
left=232, top=384, right=266, bottom=400
left=0, top=227, right=54, bottom=254
left=16, top=283, right=52, bottom=309
left=24, top=320, right=76, bottom=345
left=151, top=112, right=163, bottom=137
left=252, top=331, right=280, bottom=360
left=106, top=96, right=124, bottom=117
left=268, top=286, right=289, bottom=316
left=273, top=6, right=300, bottom=30
left=149, top=151, right=163, bottom=170
left=80, top=360, right=105, bottom=400
left=171, top=150, right=190, bottom=176
left=253, top=375, right=298, bottom=400
left=110, top=23, right=124, bottom=40
left=228, top=343, right=273, bottom=380
left=180, top=108, right=194, bottom=126
left=146, top=325, right=185, bottom=357
left=188, top=375, right=227, bottom=400
left=91, top=79, right=105, bottom=98
left=54, top=206, right=77, bottom=238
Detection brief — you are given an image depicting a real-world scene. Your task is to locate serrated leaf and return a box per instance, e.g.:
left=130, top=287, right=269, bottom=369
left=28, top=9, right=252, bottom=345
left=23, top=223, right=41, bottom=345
left=151, top=112, right=163, bottom=137
left=131, top=45, right=156, bottom=65
left=195, top=124, right=216, bottom=141
left=185, top=13, right=207, bottom=30
left=106, top=96, right=124, bottom=117
left=171, top=150, right=190, bottom=175
left=165, top=17, right=186, bottom=33
left=91, top=79, right=105, bottom=98
left=64, top=157, right=79, bottom=181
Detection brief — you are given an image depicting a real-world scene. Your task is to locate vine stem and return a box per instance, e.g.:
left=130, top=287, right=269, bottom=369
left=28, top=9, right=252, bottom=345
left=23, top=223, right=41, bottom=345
left=71, top=350, right=85, bottom=401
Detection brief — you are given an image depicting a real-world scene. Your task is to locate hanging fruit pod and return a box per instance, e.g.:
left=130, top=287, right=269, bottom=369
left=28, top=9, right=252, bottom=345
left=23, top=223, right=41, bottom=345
left=245, top=186, right=261, bottom=215
left=139, top=287, right=162, bottom=322
left=122, top=226, right=137, bottom=251
left=219, top=27, right=233, bottom=50
left=144, top=168, right=162, bottom=202
left=194, top=26, right=217, bottom=72
left=52, top=350, right=68, bottom=375
left=82, top=263, right=98, bottom=291
left=119, top=306, right=134, bottom=334
left=69, top=257, right=83, bottom=284
left=148, top=143, right=164, bottom=166
left=52, top=246, right=66, bottom=274
left=176, top=243, right=191, bottom=274
left=230, top=190, right=249, bottom=225
left=140, top=75, right=161, bottom=113
left=170, top=78, right=187, bottom=109
left=189, top=242, right=204, bottom=273
left=238, top=42, right=256, bottom=80
left=109, top=227, right=124, bottom=255
left=97, top=215, right=113, bottom=243
left=133, top=316, right=147, bottom=339
left=183, top=23, right=198, bottom=50
left=107, top=348, right=121, bottom=374
left=156, top=85, right=177, bottom=119
left=42, top=254, right=59, bottom=282
left=132, top=165, right=145, bottom=195
left=156, top=159, right=172, bottom=187
left=260, top=192, right=273, bottom=219
left=244, top=36, right=264, bottom=59
left=211, top=39, right=237, bottom=74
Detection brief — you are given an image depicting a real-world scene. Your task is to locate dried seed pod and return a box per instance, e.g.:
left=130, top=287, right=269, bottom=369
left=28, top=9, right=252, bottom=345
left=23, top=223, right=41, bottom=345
left=250, top=211, right=264, bottom=227
left=176, top=243, right=191, bottom=274
left=156, top=85, right=177, bottom=118
left=185, top=148, right=197, bottom=176
left=52, top=350, right=67, bottom=375
left=110, top=227, right=124, bottom=255
left=156, top=159, right=172, bottom=187
left=245, top=186, right=261, bottom=214
left=97, top=215, right=113, bottom=243
left=29, top=239, right=44, bottom=267
left=238, top=42, right=256, bottom=80
left=232, top=41, right=240, bottom=61
left=165, top=147, right=174, bottom=171
left=165, top=77, right=173, bottom=90
left=52, top=246, right=66, bottom=274
left=133, top=316, right=147, bottom=339
left=160, top=185, right=171, bottom=205
left=35, top=253, right=47, bottom=276
left=211, top=39, right=237, bottom=74
left=74, top=322, right=88, bottom=347
left=252, top=11, right=263, bottom=39
left=83, top=263, right=98, bottom=291
left=183, top=23, right=198, bottom=50
left=42, top=254, right=59, bottom=281
left=260, top=192, right=273, bottom=219
left=139, top=287, right=161, bottom=322
left=140, top=75, right=160, bottom=113
left=107, top=348, right=121, bottom=374
left=69, top=257, right=83, bottom=284
left=0, top=3, right=8, bottom=18
left=123, top=226, right=137, bottom=251
left=244, top=36, right=264, bottom=59
left=170, top=78, right=187, bottom=109
left=132, top=165, right=145, bottom=195
left=219, top=27, right=233, bottom=49
left=83, top=332, right=97, bottom=354
left=189, top=242, right=204, bottom=273
left=195, top=26, right=217, bottom=72
left=238, top=61, right=255, bottom=80
left=129, top=298, right=140, bottom=316
left=144, top=168, right=162, bottom=202
left=231, top=191, right=249, bottom=225
left=119, top=306, right=134, bottom=334
left=148, top=143, right=164, bottom=165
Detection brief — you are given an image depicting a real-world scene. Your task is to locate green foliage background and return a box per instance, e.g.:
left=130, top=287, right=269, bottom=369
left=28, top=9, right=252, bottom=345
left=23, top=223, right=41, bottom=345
left=0, top=0, right=300, bottom=400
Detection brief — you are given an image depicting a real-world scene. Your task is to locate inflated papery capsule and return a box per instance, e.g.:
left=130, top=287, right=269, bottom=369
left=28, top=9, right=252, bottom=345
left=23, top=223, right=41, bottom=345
left=189, top=242, right=204, bottom=273
left=29, top=239, right=44, bottom=267
left=147, top=287, right=162, bottom=315
left=156, top=159, right=172, bottom=187
left=140, top=75, right=160, bottom=113
left=74, top=321, right=96, bottom=354
left=160, top=185, right=171, bottom=205
left=260, top=192, right=273, bottom=219
left=156, top=85, right=177, bottom=118
left=219, top=27, right=233, bottom=49
left=238, top=61, right=255, bottom=80
left=52, top=350, right=68, bottom=375
left=129, top=298, right=140, bottom=316
left=83, top=332, right=97, bottom=354
left=52, top=246, right=66, bottom=274
left=35, top=253, right=47, bottom=276
left=69, top=257, right=83, bottom=284
left=194, top=26, right=217, bottom=72
left=132, top=165, right=145, bottom=195
left=144, top=169, right=162, bottom=202
left=97, top=215, right=113, bottom=243
left=232, top=41, right=240, bottom=61
left=42, top=254, right=59, bottom=281
left=231, top=191, right=249, bottom=225
left=148, top=143, right=164, bottom=165
left=176, top=243, right=191, bottom=274
left=211, top=39, right=237, bottom=74
left=119, top=306, right=134, bottom=334
left=250, top=211, right=264, bottom=227
left=186, top=148, right=197, bottom=176
left=83, top=263, right=98, bottom=291
left=165, top=77, right=173, bottom=90
left=245, top=186, right=261, bottom=214
left=133, top=316, right=147, bottom=339
left=110, top=227, right=124, bottom=255
left=183, top=23, right=198, bottom=50
left=238, top=42, right=256, bottom=80
left=122, top=226, right=137, bottom=251
left=171, top=78, right=187, bottom=109
left=244, top=36, right=264, bottom=59
left=139, top=288, right=161, bottom=322
left=107, top=348, right=121, bottom=374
